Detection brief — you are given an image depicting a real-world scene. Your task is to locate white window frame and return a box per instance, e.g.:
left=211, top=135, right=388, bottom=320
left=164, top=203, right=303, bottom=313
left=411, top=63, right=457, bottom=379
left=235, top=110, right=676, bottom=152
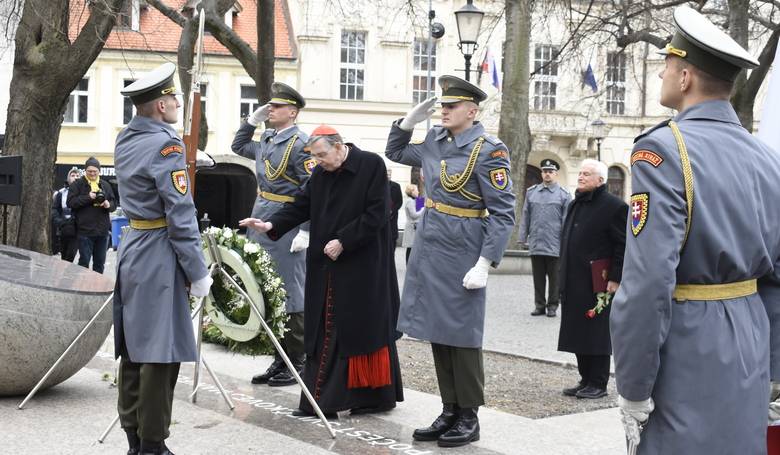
left=121, top=78, right=137, bottom=125
left=606, top=51, right=627, bottom=116
left=412, top=38, right=436, bottom=104
left=339, top=30, right=366, bottom=101
left=239, top=83, right=260, bottom=121
left=64, top=78, right=90, bottom=125
left=532, top=44, right=559, bottom=111
left=119, top=0, right=141, bottom=31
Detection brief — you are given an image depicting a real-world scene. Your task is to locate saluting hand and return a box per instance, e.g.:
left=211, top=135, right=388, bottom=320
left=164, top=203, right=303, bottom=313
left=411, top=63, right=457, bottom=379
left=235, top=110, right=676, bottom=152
left=324, top=239, right=343, bottom=261
left=239, top=217, right=273, bottom=233
left=248, top=103, right=271, bottom=127
left=399, top=97, right=437, bottom=132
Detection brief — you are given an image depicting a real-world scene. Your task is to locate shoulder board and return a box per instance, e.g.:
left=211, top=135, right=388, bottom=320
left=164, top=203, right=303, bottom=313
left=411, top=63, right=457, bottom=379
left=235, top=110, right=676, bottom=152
left=160, top=140, right=184, bottom=157
left=527, top=184, right=538, bottom=191
left=559, top=186, right=570, bottom=194
left=634, top=119, right=671, bottom=143
left=482, top=134, right=501, bottom=146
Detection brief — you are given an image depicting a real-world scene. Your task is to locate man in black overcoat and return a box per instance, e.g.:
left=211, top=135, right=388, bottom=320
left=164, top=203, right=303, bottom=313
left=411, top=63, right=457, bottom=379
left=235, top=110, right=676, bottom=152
left=240, top=125, right=403, bottom=416
left=558, top=159, right=628, bottom=399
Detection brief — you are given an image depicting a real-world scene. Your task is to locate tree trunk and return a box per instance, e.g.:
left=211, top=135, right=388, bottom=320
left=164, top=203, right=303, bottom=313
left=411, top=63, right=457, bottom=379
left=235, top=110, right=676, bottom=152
left=727, top=0, right=753, bottom=128
left=3, top=0, right=122, bottom=253
left=256, top=0, right=275, bottom=104
left=498, top=0, right=532, bottom=245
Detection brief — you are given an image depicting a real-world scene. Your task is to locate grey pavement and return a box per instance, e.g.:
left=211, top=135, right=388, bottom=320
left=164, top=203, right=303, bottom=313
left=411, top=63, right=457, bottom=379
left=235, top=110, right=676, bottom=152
left=2, top=245, right=626, bottom=454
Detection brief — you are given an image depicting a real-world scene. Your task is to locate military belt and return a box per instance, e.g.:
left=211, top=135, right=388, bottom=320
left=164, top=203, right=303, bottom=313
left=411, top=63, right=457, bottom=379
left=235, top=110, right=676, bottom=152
left=673, top=279, right=757, bottom=301
left=260, top=191, right=295, bottom=203
left=129, top=218, right=168, bottom=230
left=425, top=198, right=488, bottom=218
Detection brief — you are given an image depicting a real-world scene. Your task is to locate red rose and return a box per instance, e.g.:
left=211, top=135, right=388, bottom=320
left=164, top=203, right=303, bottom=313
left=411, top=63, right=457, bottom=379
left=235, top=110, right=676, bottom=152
left=586, top=309, right=596, bottom=319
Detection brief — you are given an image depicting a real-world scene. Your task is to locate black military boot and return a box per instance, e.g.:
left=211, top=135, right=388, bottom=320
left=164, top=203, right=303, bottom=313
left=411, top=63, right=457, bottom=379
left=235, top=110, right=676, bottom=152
left=125, top=429, right=140, bottom=455
left=251, top=354, right=285, bottom=384
left=139, top=440, right=174, bottom=455
left=412, top=403, right=459, bottom=441
left=437, top=407, right=480, bottom=447
left=268, top=355, right=305, bottom=387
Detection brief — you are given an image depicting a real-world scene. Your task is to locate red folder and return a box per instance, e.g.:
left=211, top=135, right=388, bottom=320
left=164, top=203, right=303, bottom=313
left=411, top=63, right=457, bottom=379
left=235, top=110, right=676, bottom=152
left=590, top=258, right=611, bottom=293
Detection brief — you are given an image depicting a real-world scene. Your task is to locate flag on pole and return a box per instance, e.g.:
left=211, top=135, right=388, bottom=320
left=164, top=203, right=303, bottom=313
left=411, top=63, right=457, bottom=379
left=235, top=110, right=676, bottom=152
left=758, top=43, right=780, bottom=153
left=582, top=63, right=598, bottom=93
left=480, top=48, right=502, bottom=89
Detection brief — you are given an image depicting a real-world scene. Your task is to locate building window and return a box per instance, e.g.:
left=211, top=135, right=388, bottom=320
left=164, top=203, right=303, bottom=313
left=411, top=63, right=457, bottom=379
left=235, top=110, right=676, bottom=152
left=64, top=78, right=89, bottom=124
left=412, top=38, right=436, bottom=104
left=606, top=52, right=626, bottom=115
left=199, top=82, right=208, bottom=116
left=532, top=44, right=558, bottom=111
left=340, top=31, right=366, bottom=100
left=240, top=84, right=260, bottom=119
left=122, top=79, right=136, bottom=124
left=608, top=166, right=625, bottom=199
left=119, top=0, right=140, bottom=31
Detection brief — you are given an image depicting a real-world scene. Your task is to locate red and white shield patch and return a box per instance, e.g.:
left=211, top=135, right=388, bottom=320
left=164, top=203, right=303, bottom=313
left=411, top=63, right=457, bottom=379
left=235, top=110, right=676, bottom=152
left=304, top=158, right=317, bottom=174
left=630, top=193, right=649, bottom=237
left=489, top=168, right=508, bottom=190
left=171, top=170, right=188, bottom=195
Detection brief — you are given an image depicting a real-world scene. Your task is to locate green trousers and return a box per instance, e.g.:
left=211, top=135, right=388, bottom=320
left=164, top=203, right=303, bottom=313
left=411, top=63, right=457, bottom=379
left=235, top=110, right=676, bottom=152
left=431, top=343, right=485, bottom=408
left=283, top=311, right=305, bottom=357
left=118, top=357, right=180, bottom=442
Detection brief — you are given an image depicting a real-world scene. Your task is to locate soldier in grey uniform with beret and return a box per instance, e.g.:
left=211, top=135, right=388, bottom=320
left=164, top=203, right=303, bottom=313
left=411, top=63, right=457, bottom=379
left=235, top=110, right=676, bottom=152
left=231, top=83, right=311, bottom=386
left=518, top=159, right=570, bottom=317
left=386, top=75, right=515, bottom=447
left=114, top=63, right=213, bottom=455
left=610, top=7, right=780, bottom=454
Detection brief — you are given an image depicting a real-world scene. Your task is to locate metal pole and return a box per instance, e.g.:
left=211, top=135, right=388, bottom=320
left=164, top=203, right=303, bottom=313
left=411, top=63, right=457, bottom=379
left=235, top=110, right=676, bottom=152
left=18, top=293, right=114, bottom=409
left=218, top=268, right=337, bottom=439
left=464, top=54, right=472, bottom=81
left=98, top=414, right=120, bottom=443
left=597, top=140, right=602, bottom=162
left=426, top=1, right=433, bottom=131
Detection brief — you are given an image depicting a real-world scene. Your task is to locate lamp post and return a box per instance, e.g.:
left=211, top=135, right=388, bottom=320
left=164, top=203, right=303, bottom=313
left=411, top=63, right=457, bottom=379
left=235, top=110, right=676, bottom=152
left=591, top=118, right=606, bottom=162
left=455, top=0, right=484, bottom=81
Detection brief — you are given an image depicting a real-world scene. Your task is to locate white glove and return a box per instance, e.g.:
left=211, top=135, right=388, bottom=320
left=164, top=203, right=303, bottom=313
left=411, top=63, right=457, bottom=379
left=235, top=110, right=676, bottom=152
left=190, top=274, right=213, bottom=298
left=290, top=230, right=310, bottom=253
left=399, top=97, right=437, bottom=131
left=462, top=256, right=491, bottom=290
left=247, top=103, right=271, bottom=126
left=618, top=395, right=654, bottom=447
left=769, top=381, right=780, bottom=422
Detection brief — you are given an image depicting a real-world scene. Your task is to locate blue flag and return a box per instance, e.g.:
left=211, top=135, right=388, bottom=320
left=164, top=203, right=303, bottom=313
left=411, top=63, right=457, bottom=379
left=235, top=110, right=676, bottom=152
left=582, top=63, right=598, bottom=92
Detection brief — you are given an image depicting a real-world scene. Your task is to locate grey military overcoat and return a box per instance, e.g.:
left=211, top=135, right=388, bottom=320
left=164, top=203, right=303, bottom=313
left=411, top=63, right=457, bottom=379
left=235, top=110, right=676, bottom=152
left=386, top=121, right=516, bottom=348
left=518, top=182, right=570, bottom=257
left=611, top=100, right=780, bottom=454
left=113, top=115, right=209, bottom=363
left=231, top=123, right=310, bottom=314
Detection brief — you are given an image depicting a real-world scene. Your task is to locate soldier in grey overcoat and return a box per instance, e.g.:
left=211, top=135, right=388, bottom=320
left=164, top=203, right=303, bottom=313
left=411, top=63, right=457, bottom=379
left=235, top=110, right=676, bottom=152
left=610, top=7, right=779, bottom=454
left=114, top=63, right=212, bottom=455
left=231, top=83, right=311, bottom=386
left=518, top=158, right=570, bottom=317
left=386, top=75, right=515, bottom=448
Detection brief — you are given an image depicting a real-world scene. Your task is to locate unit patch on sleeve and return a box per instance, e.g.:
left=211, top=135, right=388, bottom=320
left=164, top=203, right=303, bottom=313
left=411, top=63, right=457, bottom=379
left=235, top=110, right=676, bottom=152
left=630, top=192, right=649, bottom=237
left=171, top=169, right=188, bottom=195
left=160, top=144, right=183, bottom=157
left=304, top=158, right=317, bottom=174
left=489, top=168, right=509, bottom=190
left=410, top=139, right=425, bottom=145
left=631, top=150, right=664, bottom=167
left=491, top=150, right=508, bottom=159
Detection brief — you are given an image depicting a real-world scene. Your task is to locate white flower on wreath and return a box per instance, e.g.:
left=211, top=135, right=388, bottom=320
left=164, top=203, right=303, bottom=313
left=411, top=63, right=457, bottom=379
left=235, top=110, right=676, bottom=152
left=222, top=228, right=234, bottom=239
left=243, top=243, right=260, bottom=255
left=206, top=226, right=221, bottom=236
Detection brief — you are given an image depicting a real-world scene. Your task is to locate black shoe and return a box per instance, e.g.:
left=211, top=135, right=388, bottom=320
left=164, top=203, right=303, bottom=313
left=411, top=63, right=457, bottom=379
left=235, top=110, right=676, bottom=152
left=576, top=385, right=607, bottom=399
left=413, top=404, right=459, bottom=441
left=291, top=408, right=338, bottom=419
left=251, top=355, right=285, bottom=384
left=350, top=403, right=396, bottom=415
left=125, top=429, right=140, bottom=455
left=562, top=381, right=586, bottom=397
left=437, top=407, right=480, bottom=447
left=530, top=308, right=546, bottom=316
left=546, top=307, right=557, bottom=317
left=268, top=355, right=305, bottom=387
left=139, top=440, right=173, bottom=455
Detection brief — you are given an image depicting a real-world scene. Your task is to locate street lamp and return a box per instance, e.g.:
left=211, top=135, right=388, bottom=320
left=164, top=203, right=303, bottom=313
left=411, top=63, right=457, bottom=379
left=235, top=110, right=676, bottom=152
left=591, top=119, right=606, bottom=162
left=454, top=0, right=484, bottom=82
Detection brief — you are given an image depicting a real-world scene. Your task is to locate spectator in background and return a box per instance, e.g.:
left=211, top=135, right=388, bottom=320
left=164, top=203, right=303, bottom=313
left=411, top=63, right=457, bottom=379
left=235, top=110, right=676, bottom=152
left=402, top=183, right=423, bottom=263
left=557, top=159, right=627, bottom=399
left=52, top=167, right=81, bottom=262
left=67, top=157, right=116, bottom=274
left=387, top=168, right=403, bottom=247
left=518, top=159, right=571, bottom=318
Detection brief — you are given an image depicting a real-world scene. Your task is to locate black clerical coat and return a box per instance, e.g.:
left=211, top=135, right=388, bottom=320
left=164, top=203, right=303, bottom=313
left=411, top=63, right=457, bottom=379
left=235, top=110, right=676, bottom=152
left=268, top=144, right=401, bottom=358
